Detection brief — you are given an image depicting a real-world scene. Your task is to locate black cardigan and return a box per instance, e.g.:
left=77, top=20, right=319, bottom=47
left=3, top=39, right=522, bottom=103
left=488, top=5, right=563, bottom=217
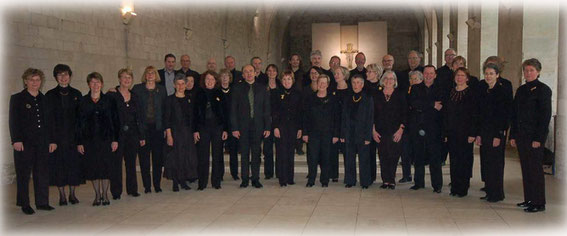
left=76, top=92, right=120, bottom=145
left=193, top=88, right=228, bottom=132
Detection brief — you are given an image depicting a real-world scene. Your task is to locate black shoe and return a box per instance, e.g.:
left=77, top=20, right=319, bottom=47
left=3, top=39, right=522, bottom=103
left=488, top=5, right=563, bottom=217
left=155, top=188, right=162, bottom=193
left=197, top=186, right=205, bottom=191
left=102, top=199, right=110, bottom=206
left=265, top=176, right=272, bottom=180
left=36, top=205, right=55, bottom=211
left=332, top=178, right=338, bottom=182
left=306, top=183, right=314, bottom=188
left=172, top=185, right=179, bottom=192
left=252, top=181, right=263, bottom=188
left=517, top=201, right=532, bottom=207
left=59, top=199, right=68, bottom=206
left=296, top=150, right=305, bottom=155
left=480, top=187, right=486, bottom=192
left=480, top=196, right=488, bottom=200
left=214, top=185, right=221, bottom=189
left=180, top=184, right=191, bottom=190
left=240, top=182, right=249, bottom=188
left=232, top=176, right=240, bottom=181
left=410, top=185, right=421, bottom=190
left=112, top=195, right=120, bottom=200
left=388, top=184, right=396, bottom=190
left=524, top=205, right=545, bottom=213
left=322, top=183, right=328, bottom=188
left=398, top=177, right=412, bottom=183
left=21, top=206, right=35, bottom=215
left=456, top=193, right=467, bottom=198
left=92, top=198, right=101, bottom=206
left=345, top=184, right=353, bottom=188
left=144, top=189, right=151, bottom=194
left=69, top=196, right=79, bottom=205
left=433, top=188, right=442, bottom=193
left=280, top=183, right=287, bottom=187
left=487, top=198, right=503, bottom=203
left=288, top=181, right=295, bottom=185
left=361, top=186, right=369, bottom=189
left=129, top=193, right=140, bottom=197
left=380, top=184, right=388, bottom=189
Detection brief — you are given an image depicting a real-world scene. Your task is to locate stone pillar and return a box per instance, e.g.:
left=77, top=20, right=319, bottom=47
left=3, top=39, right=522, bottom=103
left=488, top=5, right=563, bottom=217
left=457, top=0, right=469, bottom=58
left=467, top=5, right=481, bottom=78
left=556, top=6, right=566, bottom=180
left=480, top=0, right=499, bottom=77
left=497, top=2, right=523, bottom=90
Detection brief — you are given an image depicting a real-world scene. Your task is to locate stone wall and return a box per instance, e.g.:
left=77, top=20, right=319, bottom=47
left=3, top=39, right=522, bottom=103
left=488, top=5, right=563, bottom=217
left=286, top=5, right=423, bottom=72
left=0, top=4, right=281, bottom=184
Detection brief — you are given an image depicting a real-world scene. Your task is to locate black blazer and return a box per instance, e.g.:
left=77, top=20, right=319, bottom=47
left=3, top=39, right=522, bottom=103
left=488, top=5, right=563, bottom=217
left=272, top=87, right=302, bottom=132
left=131, top=83, right=167, bottom=131
left=194, top=88, right=228, bottom=132
left=374, top=88, right=407, bottom=136
left=9, top=90, right=55, bottom=145
left=76, top=92, right=120, bottom=145
left=510, top=79, right=552, bottom=143
left=45, top=86, right=82, bottom=144
left=303, top=92, right=339, bottom=137
left=230, top=69, right=243, bottom=84
left=341, top=92, right=374, bottom=144
left=230, top=80, right=271, bottom=136
left=107, top=87, right=146, bottom=140
left=408, top=82, right=443, bottom=137
left=176, top=68, right=201, bottom=86
left=164, top=94, right=194, bottom=130
left=477, top=81, right=508, bottom=140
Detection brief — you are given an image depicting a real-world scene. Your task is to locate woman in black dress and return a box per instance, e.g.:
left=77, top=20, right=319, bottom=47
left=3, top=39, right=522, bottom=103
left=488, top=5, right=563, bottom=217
left=341, top=74, right=374, bottom=189
left=132, top=66, right=167, bottom=193
left=164, top=73, right=198, bottom=191
left=329, top=66, right=350, bottom=183
left=193, top=71, right=228, bottom=190
left=373, top=71, right=407, bottom=190
left=77, top=72, right=119, bottom=206
left=219, top=69, right=239, bottom=180
left=10, top=68, right=57, bottom=214
left=443, top=67, right=478, bottom=197
left=510, top=58, right=552, bottom=213
left=302, top=67, right=322, bottom=180
left=273, top=70, right=302, bottom=187
left=263, top=64, right=280, bottom=179
left=302, top=74, right=338, bottom=187
left=476, top=63, right=508, bottom=202
left=46, top=64, right=83, bottom=206
left=108, top=68, right=146, bottom=199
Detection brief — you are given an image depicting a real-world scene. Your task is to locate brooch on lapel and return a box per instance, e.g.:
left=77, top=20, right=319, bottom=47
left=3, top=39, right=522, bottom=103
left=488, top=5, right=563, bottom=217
left=281, top=94, right=285, bottom=100
left=378, top=86, right=383, bottom=91
left=332, top=91, right=336, bottom=95
left=26, top=104, right=31, bottom=109
left=216, top=97, right=221, bottom=101
left=530, top=86, right=537, bottom=91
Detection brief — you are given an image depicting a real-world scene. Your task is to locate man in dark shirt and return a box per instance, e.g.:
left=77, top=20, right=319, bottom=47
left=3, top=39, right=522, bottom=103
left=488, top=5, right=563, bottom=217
left=231, top=65, right=271, bottom=188
left=251, top=57, right=268, bottom=85
left=349, top=52, right=367, bottom=81
left=436, top=48, right=457, bottom=97
left=225, top=55, right=242, bottom=84
left=303, top=50, right=335, bottom=88
left=158, top=53, right=177, bottom=95
left=176, top=54, right=201, bottom=86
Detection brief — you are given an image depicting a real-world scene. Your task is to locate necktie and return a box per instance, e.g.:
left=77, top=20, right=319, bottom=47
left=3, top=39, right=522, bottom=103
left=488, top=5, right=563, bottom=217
left=248, top=83, right=254, bottom=119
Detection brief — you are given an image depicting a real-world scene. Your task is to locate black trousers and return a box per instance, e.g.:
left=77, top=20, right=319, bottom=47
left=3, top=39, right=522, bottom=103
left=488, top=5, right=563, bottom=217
left=138, top=124, right=164, bottom=191
left=480, top=135, right=505, bottom=200
left=517, top=132, right=545, bottom=205
left=377, top=135, right=401, bottom=184
left=329, top=141, right=344, bottom=180
left=413, top=134, right=443, bottom=189
left=369, top=140, right=377, bottom=183
left=400, top=134, right=413, bottom=179
left=306, top=132, right=332, bottom=185
left=263, top=131, right=275, bottom=178
left=344, top=142, right=371, bottom=187
left=226, top=136, right=239, bottom=178
left=275, top=126, right=297, bottom=185
left=239, top=123, right=262, bottom=183
left=14, top=142, right=49, bottom=207
left=447, top=135, right=474, bottom=195
left=111, top=131, right=140, bottom=197
left=198, top=123, right=224, bottom=188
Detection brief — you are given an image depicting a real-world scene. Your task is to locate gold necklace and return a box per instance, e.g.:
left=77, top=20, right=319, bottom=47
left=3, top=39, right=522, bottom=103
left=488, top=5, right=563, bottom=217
left=352, top=95, right=362, bottom=103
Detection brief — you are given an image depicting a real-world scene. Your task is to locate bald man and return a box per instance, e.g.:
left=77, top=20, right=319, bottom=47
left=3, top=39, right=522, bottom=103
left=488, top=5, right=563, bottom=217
left=177, top=54, right=201, bottom=86
left=230, top=65, right=271, bottom=188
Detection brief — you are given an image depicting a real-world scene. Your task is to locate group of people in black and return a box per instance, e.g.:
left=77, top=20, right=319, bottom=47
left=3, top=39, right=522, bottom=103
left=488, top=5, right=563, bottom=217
left=9, top=48, right=551, bottom=216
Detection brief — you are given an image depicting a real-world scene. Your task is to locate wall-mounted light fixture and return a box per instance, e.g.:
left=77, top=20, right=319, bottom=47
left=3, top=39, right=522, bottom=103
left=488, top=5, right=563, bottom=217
left=465, top=18, right=481, bottom=29
left=121, top=6, right=137, bottom=25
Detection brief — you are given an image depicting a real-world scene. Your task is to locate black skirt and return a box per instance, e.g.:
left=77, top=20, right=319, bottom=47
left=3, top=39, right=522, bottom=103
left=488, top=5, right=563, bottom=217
left=164, top=126, right=198, bottom=180
left=83, top=140, right=113, bottom=180
left=49, top=142, right=85, bottom=186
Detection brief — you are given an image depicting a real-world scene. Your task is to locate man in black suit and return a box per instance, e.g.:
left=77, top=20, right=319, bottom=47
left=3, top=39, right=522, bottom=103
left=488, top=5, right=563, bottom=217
left=225, top=55, right=242, bottom=84
left=303, top=50, right=335, bottom=88
left=251, top=57, right=268, bottom=85
left=349, top=52, right=367, bottom=81
left=158, top=53, right=177, bottom=95
left=436, top=48, right=457, bottom=97
left=176, top=54, right=201, bottom=86
left=230, top=65, right=271, bottom=188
